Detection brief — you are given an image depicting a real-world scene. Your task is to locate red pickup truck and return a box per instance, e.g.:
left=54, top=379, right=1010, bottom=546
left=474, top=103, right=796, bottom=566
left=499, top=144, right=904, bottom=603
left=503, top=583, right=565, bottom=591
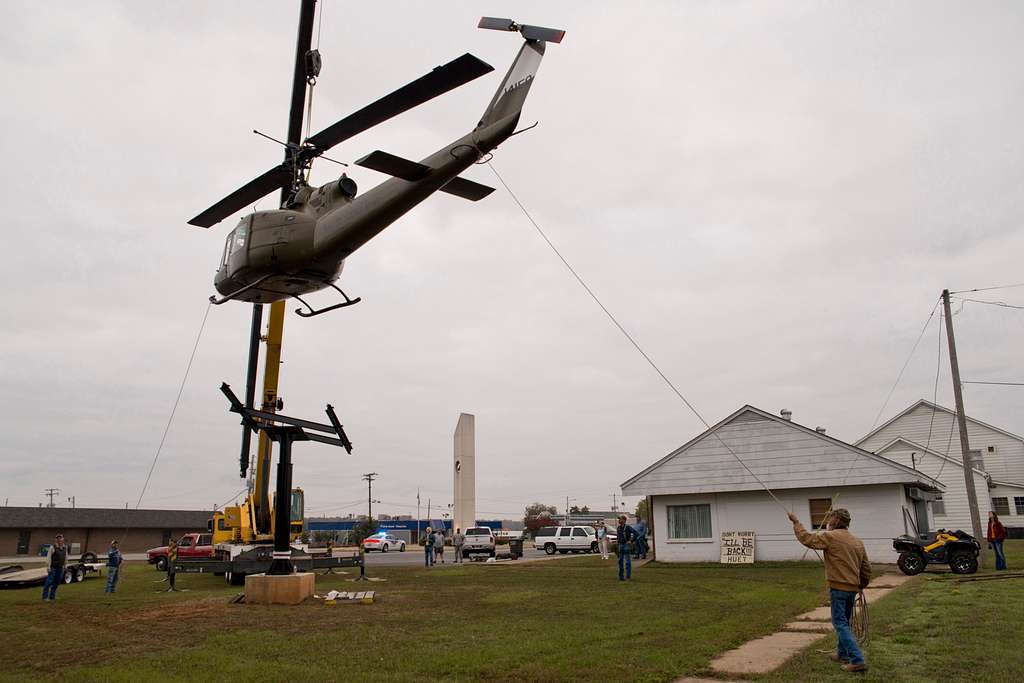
left=147, top=532, right=214, bottom=571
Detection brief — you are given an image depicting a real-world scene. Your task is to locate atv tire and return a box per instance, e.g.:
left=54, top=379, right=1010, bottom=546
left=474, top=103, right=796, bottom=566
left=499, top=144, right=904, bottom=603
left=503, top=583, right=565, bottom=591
left=949, top=552, right=978, bottom=575
left=897, top=551, right=926, bottom=576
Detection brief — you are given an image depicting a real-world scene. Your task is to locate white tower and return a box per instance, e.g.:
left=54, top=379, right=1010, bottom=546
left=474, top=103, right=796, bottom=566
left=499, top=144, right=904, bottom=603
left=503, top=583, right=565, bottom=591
left=453, top=413, right=476, bottom=534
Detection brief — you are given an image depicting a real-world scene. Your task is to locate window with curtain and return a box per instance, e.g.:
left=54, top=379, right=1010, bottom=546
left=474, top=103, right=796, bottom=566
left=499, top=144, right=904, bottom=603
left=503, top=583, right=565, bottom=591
left=808, top=498, right=833, bottom=529
left=666, top=504, right=712, bottom=539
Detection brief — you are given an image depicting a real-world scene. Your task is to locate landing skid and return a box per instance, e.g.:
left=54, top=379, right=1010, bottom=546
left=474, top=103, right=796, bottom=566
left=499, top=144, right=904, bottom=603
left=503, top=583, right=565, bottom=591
left=294, top=283, right=362, bottom=317
left=209, top=274, right=274, bottom=305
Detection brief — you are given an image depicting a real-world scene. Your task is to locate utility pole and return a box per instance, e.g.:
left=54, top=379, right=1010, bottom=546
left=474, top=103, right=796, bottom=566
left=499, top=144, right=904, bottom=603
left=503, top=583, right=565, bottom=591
left=941, top=289, right=986, bottom=562
left=67, top=496, right=75, bottom=509
left=44, top=488, right=60, bottom=508
left=362, top=473, right=378, bottom=520
left=416, top=487, right=421, bottom=543
left=611, top=493, right=618, bottom=512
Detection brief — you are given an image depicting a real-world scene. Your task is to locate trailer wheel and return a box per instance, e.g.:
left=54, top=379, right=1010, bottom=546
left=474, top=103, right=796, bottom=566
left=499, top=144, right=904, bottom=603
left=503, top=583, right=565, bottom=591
left=74, top=567, right=86, bottom=582
left=62, top=568, right=76, bottom=584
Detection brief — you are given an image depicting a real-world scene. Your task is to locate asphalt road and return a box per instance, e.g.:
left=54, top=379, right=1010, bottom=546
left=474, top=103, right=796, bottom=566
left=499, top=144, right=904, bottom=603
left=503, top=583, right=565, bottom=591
left=363, top=545, right=591, bottom=567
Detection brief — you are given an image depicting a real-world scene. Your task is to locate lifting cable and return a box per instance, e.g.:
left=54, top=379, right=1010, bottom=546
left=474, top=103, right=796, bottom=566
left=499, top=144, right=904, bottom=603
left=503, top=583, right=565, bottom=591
left=487, top=162, right=792, bottom=513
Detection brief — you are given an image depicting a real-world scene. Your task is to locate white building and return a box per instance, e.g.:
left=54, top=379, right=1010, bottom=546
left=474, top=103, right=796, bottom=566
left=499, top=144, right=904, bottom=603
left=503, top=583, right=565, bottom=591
left=857, top=399, right=1024, bottom=537
left=621, top=405, right=943, bottom=563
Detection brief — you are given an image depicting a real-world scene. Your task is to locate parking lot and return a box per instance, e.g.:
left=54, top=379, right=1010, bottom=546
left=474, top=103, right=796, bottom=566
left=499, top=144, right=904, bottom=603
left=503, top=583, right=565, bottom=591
left=363, top=545, right=589, bottom=567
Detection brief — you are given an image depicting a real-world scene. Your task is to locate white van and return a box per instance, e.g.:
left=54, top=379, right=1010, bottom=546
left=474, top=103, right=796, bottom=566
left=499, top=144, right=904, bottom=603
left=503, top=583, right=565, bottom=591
left=533, top=526, right=598, bottom=555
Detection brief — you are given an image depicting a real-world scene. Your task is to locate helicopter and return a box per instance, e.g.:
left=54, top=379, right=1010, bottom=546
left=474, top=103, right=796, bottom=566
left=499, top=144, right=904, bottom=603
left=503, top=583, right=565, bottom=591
left=189, top=17, right=565, bottom=317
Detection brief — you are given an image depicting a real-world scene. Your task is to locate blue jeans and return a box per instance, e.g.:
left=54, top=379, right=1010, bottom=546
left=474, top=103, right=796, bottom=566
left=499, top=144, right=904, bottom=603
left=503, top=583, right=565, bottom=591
left=830, top=589, right=864, bottom=665
left=105, top=566, right=120, bottom=593
left=424, top=545, right=434, bottom=566
left=454, top=546, right=463, bottom=563
left=992, top=540, right=1007, bottom=570
left=618, top=547, right=631, bottom=580
left=42, top=567, right=63, bottom=600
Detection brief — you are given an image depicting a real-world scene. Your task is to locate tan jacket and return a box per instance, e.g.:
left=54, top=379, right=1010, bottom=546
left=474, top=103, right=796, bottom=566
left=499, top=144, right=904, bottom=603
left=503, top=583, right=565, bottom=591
left=792, top=521, right=871, bottom=592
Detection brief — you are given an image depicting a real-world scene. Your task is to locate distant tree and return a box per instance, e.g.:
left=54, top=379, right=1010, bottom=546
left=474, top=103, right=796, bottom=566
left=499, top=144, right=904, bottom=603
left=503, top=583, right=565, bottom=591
left=523, top=502, right=559, bottom=539
left=349, top=518, right=379, bottom=545
left=635, top=498, right=649, bottom=521
left=581, top=505, right=590, bottom=514
left=569, top=505, right=581, bottom=514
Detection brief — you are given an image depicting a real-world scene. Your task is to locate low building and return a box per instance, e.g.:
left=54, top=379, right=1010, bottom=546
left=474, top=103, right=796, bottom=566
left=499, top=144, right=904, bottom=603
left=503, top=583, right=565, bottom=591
left=856, top=399, right=1024, bottom=537
left=621, top=406, right=943, bottom=563
left=0, top=507, right=212, bottom=556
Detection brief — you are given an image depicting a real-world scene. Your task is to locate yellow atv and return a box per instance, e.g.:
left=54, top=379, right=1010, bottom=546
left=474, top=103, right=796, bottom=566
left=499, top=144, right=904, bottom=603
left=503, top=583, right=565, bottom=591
left=893, top=529, right=980, bottom=575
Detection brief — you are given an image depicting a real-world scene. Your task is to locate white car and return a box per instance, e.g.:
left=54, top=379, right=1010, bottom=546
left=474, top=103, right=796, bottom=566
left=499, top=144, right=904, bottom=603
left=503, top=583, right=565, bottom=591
left=361, top=532, right=406, bottom=553
left=533, top=526, right=598, bottom=555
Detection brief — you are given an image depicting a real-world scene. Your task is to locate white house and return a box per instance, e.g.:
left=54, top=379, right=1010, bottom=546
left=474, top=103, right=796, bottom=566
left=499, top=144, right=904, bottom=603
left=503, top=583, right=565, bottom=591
left=856, top=399, right=1024, bottom=537
left=621, top=405, right=943, bottom=563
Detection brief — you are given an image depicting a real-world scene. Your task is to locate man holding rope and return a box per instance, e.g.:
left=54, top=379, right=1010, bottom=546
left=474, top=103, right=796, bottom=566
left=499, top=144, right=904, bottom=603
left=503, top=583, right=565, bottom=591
left=787, top=508, right=871, bottom=673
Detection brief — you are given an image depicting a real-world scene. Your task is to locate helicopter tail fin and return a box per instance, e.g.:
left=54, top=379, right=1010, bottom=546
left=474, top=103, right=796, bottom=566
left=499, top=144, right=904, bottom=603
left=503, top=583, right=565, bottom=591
left=476, top=18, right=564, bottom=130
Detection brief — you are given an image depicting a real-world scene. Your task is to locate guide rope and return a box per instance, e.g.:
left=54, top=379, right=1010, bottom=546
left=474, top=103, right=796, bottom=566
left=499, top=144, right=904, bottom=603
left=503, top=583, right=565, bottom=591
left=488, top=162, right=791, bottom=511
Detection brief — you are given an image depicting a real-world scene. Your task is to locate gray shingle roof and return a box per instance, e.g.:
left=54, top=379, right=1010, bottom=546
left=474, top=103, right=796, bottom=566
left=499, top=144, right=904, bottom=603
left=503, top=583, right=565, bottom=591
left=0, top=507, right=211, bottom=529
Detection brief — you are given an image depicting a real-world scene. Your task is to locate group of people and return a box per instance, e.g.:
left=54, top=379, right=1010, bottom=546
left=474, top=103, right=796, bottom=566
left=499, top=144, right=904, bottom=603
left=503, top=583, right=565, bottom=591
left=40, top=532, right=124, bottom=601
left=422, top=526, right=466, bottom=566
left=593, top=515, right=649, bottom=581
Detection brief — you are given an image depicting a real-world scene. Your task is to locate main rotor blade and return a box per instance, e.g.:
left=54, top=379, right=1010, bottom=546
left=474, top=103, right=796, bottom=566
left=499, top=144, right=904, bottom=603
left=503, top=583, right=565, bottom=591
left=304, top=53, right=493, bottom=152
left=188, top=165, right=292, bottom=228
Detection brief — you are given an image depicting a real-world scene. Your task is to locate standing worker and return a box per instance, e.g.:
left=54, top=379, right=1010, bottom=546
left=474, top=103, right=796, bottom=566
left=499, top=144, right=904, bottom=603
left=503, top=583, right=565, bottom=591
left=452, top=528, right=465, bottom=564
left=987, top=511, right=1008, bottom=571
left=787, top=509, right=871, bottom=673
left=41, top=533, right=67, bottom=602
left=596, top=523, right=609, bottom=560
left=615, top=515, right=636, bottom=581
left=165, top=538, right=179, bottom=592
left=105, top=539, right=124, bottom=594
left=424, top=527, right=434, bottom=567
left=633, top=516, right=648, bottom=560
left=433, top=527, right=446, bottom=564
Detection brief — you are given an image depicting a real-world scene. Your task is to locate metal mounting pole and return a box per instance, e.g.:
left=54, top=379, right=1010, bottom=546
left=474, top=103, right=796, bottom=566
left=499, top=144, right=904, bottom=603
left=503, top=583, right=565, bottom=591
left=941, top=289, right=986, bottom=563
left=268, top=428, right=299, bottom=575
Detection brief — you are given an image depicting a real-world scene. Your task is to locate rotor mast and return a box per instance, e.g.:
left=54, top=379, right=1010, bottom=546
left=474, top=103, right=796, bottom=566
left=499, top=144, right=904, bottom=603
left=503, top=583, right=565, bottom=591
left=248, top=0, right=319, bottom=552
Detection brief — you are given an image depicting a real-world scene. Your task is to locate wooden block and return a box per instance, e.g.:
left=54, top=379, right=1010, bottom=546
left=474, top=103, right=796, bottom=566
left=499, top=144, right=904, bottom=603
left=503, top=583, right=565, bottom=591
left=244, top=572, right=316, bottom=605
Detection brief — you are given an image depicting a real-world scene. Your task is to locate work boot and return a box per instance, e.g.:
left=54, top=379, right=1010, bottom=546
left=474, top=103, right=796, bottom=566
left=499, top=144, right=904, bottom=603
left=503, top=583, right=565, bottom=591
left=841, top=663, right=868, bottom=673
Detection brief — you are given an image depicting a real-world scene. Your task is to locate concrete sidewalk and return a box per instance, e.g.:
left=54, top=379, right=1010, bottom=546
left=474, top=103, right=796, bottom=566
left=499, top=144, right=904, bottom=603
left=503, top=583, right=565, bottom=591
left=675, top=573, right=915, bottom=682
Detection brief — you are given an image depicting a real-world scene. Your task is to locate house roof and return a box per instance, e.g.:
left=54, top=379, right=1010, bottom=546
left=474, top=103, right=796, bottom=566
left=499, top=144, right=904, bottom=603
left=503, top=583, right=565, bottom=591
left=621, top=405, right=943, bottom=495
left=857, top=399, right=1024, bottom=448
left=0, top=507, right=212, bottom=529
left=875, top=437, right=1024, bottom=492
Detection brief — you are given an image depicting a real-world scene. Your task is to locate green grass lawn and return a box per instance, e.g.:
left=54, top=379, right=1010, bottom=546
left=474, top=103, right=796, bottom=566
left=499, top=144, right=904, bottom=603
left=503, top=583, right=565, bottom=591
left=763, top=539, right=1024, bottom=683
left=0, top=556, right=827, bottom=682
left=1, top=543, right=1020, bottom=682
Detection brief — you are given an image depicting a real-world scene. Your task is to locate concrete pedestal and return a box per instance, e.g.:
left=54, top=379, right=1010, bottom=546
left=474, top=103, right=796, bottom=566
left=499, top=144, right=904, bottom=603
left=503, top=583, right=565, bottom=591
left=244, top=572, right=315, bottom=605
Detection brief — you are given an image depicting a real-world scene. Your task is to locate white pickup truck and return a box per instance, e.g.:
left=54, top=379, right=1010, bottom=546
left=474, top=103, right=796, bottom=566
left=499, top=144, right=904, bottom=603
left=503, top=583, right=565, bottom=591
left=533, top=526, right=599, bottom=555
left=462, top=527, right=496, bottom=558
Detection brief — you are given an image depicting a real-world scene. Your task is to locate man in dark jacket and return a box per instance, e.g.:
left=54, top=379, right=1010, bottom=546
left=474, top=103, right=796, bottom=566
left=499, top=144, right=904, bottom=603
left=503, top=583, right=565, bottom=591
left=41, top=533, right=67, bottom=601
left=616, top=516, right=636, bottom=581
left=788, top=508, right=871, bottom=673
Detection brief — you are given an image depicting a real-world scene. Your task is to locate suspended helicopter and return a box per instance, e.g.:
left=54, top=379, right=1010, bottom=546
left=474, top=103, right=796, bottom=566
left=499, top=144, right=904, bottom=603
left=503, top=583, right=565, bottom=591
left=189, top=17, right=565, bottom=317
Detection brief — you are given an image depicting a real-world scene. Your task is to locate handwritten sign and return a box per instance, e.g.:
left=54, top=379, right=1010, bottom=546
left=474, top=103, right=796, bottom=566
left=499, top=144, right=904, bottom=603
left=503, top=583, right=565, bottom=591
left=720, top=531, right=755, bottom=564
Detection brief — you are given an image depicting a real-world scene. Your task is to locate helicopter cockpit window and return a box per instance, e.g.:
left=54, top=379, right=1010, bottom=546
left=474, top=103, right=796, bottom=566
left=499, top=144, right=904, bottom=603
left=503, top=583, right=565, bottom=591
left=222, top=225, right=248, bottom=266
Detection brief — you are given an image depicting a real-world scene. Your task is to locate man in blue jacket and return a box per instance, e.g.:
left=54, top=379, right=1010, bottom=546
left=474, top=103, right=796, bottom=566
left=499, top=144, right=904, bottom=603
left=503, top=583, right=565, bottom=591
left=616, top=516, right=637, bottom=581
left=105, top=540, right=124, bottom=593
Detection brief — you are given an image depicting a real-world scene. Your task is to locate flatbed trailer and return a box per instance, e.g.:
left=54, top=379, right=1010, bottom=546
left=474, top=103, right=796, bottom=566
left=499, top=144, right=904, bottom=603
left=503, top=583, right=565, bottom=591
left=0, top=561, right=104, bottom=589
left=173, top=545, right=362, bottom=585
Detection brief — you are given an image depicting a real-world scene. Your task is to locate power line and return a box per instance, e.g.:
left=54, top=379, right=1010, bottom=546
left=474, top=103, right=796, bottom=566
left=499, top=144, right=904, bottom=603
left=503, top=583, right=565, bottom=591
left=962, top=380, right=1024, bottom=386
left=954, top=297, right=1024, bottom=310
left=950, top=282, right=1024, bottom=294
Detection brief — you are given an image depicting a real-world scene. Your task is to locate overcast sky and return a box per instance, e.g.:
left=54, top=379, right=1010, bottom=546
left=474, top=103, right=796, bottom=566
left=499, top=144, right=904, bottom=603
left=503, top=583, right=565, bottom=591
left=2, top=1, right=1022, bottom=519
